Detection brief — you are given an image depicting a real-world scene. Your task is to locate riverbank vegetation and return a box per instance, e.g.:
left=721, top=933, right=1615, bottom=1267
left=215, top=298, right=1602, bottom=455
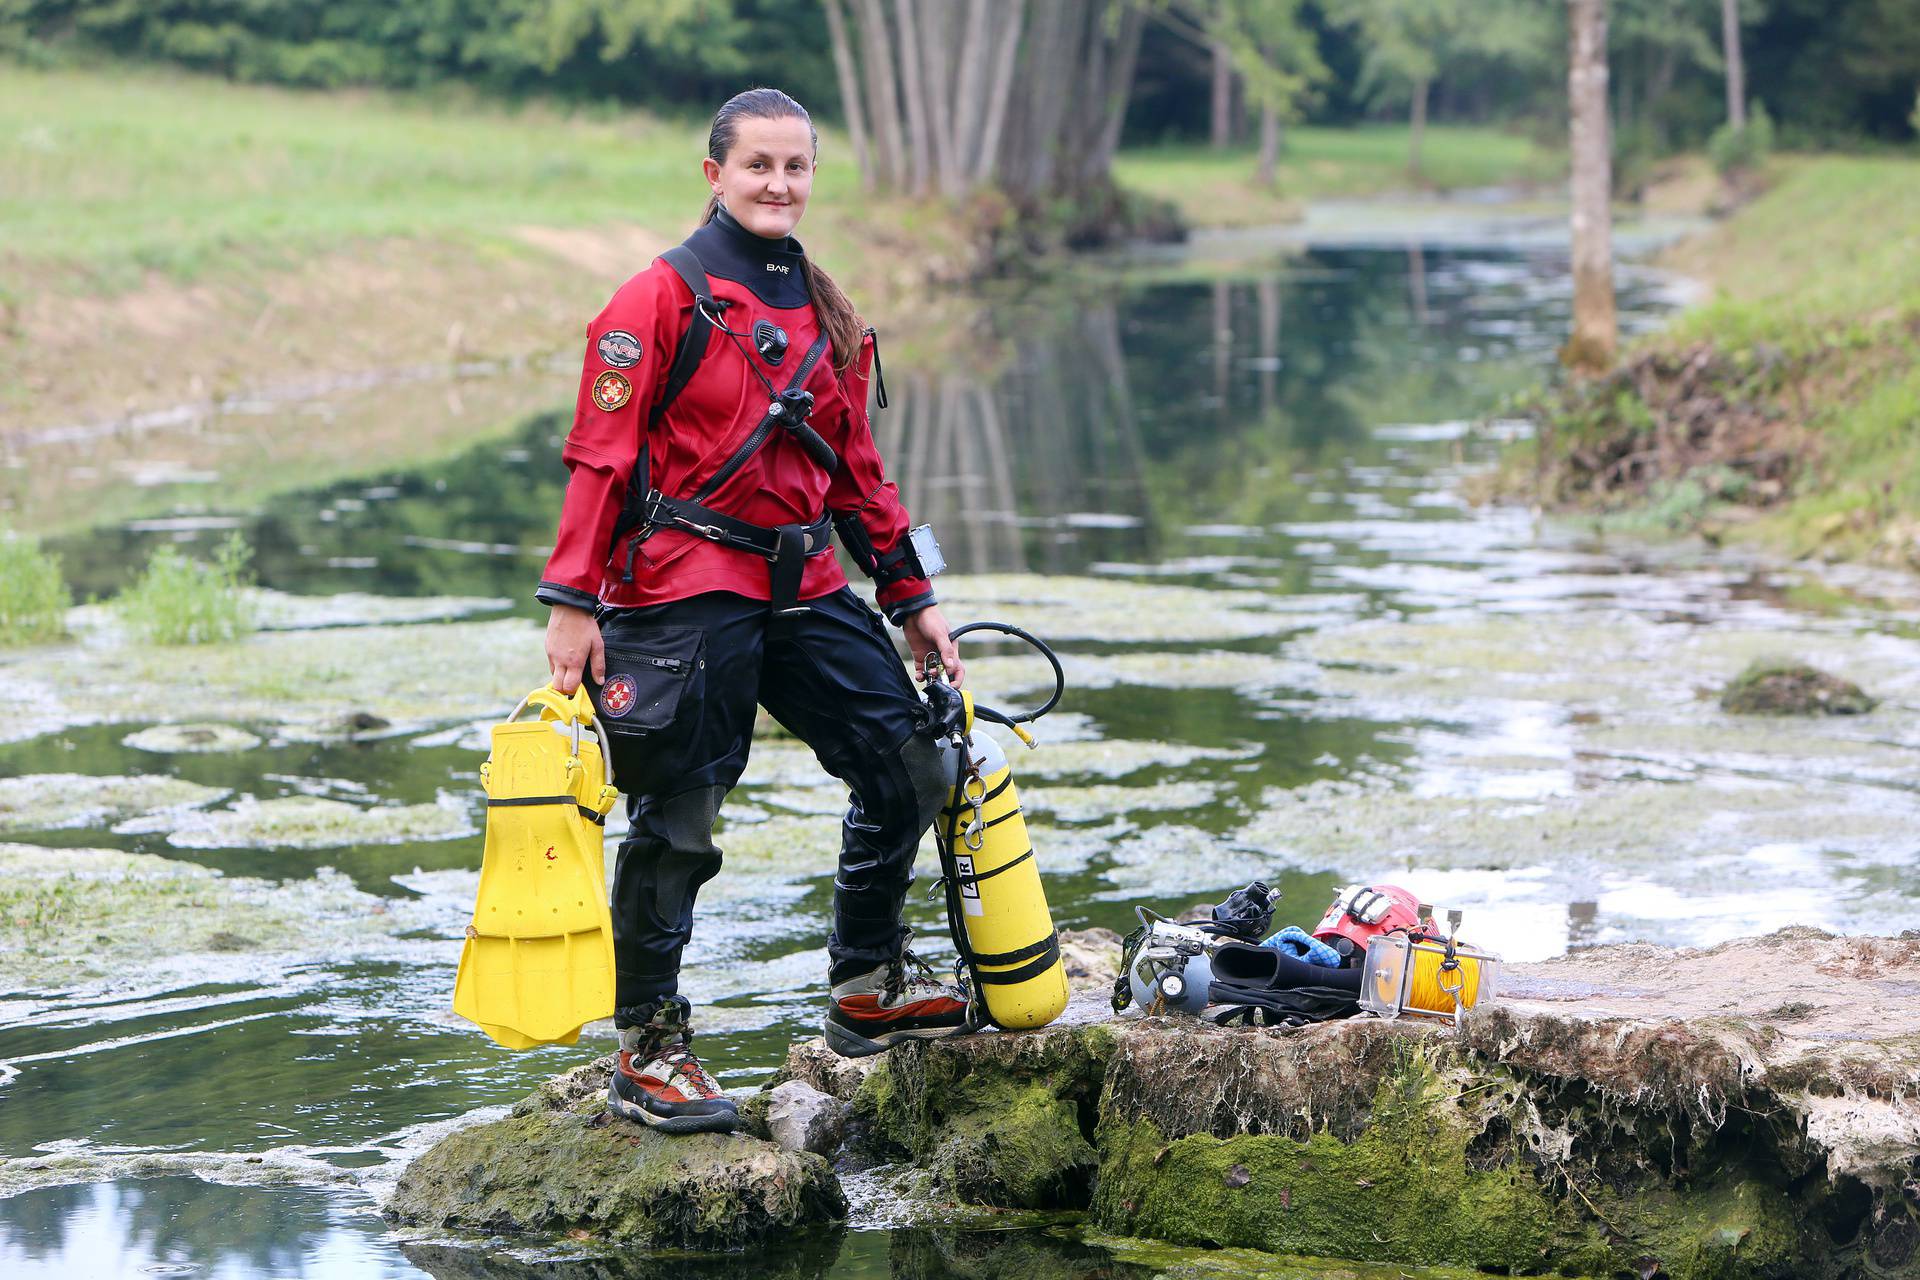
left=114, top=533, right=256, bottom=646
left=1510, top=154, right=1920, bottom=567
left=0, top=536, right=68, bottom=646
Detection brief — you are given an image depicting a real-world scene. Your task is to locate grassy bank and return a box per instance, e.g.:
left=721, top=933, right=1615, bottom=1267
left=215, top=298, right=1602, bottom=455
left=1115, top=125, right=1559, bottom=227
left=1512, top=154, right=1920, bottom=566
left=2, top=63, right=1572, bottom=538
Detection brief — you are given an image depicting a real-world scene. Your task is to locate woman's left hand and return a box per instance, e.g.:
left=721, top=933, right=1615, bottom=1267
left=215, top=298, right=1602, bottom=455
left=902, top=604, right=964, bottom=689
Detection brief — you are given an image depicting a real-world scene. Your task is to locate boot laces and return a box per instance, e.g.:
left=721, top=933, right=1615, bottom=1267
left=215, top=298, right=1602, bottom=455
left=886, top=946, right=959, bottom=1003
left=631, top=1003, right=722, bottom=1097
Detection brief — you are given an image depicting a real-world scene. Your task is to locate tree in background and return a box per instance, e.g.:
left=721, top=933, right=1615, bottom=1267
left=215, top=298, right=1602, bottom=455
left=1720, top=0, right=1746, bottom=129
left=1566, top=0, right=1616, bottom=373
left=1150, top=2, right=1325, bottom=188
left=0, top=0, right=838, bottom=107
left=823, top=0, right=1143, bottom=204
left=1612, top=0, right=1720, bottom=144
left=1321, top=0, right=1552, bottom=180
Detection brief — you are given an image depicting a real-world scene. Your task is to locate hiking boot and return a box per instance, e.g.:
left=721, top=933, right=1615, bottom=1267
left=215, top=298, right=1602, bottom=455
left=607, top=997, right=738, bottom=1134
left=823, top=946, right=970, bottom=1058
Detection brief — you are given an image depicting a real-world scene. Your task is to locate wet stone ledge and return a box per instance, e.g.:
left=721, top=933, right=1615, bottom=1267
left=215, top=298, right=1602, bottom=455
left=384, top=1055, right=846, bottom=1250
left=775, top=928, right=1920, bottom=1280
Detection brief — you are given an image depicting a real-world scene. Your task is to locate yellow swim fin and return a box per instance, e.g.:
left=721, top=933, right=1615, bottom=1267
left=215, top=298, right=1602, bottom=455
left=453, top=685, right=620, bottom=1050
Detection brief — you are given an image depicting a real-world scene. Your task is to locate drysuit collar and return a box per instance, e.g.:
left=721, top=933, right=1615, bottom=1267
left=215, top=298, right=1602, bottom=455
left=690, top=205, right=811, bottom=309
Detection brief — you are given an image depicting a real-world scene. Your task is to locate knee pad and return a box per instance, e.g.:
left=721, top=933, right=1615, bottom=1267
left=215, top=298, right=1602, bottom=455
left=899, top=732, right=948, bottom=837
left=649, top=784, right=726, bottom=920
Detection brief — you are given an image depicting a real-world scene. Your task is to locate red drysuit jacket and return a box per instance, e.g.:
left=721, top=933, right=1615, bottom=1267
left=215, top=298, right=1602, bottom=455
left=535, top=209, right=933, bottom=621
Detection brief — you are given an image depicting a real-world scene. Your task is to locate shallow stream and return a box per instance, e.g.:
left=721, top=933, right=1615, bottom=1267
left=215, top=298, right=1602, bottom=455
left=6, top=227, right=1920, bottom=1277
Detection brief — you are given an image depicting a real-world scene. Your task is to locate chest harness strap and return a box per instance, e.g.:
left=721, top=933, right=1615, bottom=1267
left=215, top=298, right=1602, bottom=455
left=609, top=243, right=840, bottom=615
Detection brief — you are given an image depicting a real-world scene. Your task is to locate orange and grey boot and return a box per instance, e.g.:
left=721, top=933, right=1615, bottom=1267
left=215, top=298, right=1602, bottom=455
left=823, top=945, right=970, bottom=1058
left=607, top=997, right=738, bottom=1134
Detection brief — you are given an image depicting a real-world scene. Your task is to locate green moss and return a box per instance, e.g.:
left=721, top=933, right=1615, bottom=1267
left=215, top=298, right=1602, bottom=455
left=386, top=1095, right=845, bottom=1249
left=1084, top=1231, right=1496, bottom=1279
left=1598, top=1178, right=1807, bottom=1280
left=851, top=1027, right=1109, bottom=1211
left=1719, top=660, right=1876, bottom=716
left=930, top=1082, right=1096, bottom=1209
left=1092, top=1047, right=1610, bottom=1274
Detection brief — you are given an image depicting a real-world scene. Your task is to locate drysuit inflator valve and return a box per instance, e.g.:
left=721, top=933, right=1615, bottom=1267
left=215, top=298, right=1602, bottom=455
left=924, top=622, right=1070, bottom=1033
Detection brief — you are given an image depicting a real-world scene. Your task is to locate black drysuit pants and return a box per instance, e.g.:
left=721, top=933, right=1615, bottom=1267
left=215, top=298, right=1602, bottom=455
left=587, top=587, right=935, bottom=1019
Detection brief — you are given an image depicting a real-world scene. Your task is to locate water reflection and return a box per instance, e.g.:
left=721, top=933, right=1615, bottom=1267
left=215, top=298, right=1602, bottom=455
left=48, top=248, right=1663, bottom=602
left=0, top=1177, right=418, bottom=1278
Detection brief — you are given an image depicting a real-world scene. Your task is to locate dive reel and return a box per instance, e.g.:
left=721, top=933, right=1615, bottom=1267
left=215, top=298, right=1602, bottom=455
left=922, top=622, right=1070, bottom=1033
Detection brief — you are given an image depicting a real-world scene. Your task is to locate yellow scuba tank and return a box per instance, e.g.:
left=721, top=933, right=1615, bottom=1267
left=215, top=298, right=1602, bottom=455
left=929, top=623, right=1069, bottom=1032
left=453, top=684, right=620, bottom=1050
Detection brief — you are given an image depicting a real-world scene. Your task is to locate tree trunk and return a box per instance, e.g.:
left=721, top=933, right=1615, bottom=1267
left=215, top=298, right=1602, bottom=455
left=951, top=0, right=993, bottom=178
left=1721, top=0, right=1746, bottom=129
left=1256, top=277, right=1280, bottom=417
left=1257, top=103, right=1280, bottom=188
left=973, top=0, right=1026, bottom=185
left=823, top=0, right=873, bottom=189
left=894, top=0, right=932, bottom=194
left=921, top=0, right=961, bottom=194
left=1212, top=280, right=1233, bottom=417
left=1408, top=76, right=1430, bottom=181
left=853, top=0, right=905, bottom=188
left=1091, top=4, right=1145, bottom=181
left=1567, top=0, right=1617, bottom=373
left=1210, top=38, right=1233, bottom=149
left=842, top=0, right=1134, bottom=202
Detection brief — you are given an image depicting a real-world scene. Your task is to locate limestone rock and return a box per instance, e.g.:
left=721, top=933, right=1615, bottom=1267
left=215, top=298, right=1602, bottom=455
left=765, top=1080, right=849, bottom=1156
left=827, top=930, right=1920, bottom=1278
left=384, top=1056, right=845, bottom=1249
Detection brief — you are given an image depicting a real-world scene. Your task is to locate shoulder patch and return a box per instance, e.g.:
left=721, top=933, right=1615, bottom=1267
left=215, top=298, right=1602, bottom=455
left=597, top=329, right=642, bottom=369
left=592, top=371, right=633, bottom=412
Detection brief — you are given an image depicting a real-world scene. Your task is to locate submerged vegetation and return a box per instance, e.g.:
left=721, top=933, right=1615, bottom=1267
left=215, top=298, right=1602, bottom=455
left=1719, top=660, right=1876, bottom=716
left=113, top=532, right=255, bottom=645
left=0, top=533, right=68, bottom=646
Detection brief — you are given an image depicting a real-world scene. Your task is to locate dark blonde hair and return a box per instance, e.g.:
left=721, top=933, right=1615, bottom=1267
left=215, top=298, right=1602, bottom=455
left=703, top=88, right=863, bottom=374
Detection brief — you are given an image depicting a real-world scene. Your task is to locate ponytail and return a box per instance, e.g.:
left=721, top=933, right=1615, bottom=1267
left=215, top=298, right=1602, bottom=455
left=702, top=92, right=864, bottom=374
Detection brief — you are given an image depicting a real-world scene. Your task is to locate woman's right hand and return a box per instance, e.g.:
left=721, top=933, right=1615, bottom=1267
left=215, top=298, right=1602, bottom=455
left=546, top=604, right=605, bottom=695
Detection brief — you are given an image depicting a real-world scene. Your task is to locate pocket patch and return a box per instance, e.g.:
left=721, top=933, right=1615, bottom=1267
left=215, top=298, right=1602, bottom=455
left=592, top=627, right=704, bottom=736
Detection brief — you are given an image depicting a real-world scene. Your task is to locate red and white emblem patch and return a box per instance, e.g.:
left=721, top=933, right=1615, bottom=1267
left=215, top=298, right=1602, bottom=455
left=601, top=673, right=638, bottom=718
left=592, top=370, right=632, bottom=411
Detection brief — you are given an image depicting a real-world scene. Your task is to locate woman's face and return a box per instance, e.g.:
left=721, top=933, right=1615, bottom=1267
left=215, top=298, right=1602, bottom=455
left=705, top=115, right=815, bottom=240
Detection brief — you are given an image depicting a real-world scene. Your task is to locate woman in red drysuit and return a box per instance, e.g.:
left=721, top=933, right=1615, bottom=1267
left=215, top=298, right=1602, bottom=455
left=538, top=88, right=967, bottom=1134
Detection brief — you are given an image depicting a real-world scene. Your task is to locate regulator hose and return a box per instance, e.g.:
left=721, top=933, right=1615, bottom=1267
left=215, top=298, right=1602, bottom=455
left=948, top=620, right=1064, bottom=728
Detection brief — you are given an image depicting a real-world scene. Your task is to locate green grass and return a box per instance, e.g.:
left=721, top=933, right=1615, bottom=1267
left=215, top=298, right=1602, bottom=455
left=1666, top=155, right=1920, bottom=326
left=113, top=532, right=255, bottom=645
left=0, top=64, right=862, bottom=290
left=1114, top=126, right=1560, bottom=227
left=0, top=535, right=71, bottom=646
left=1665, top=156, right=1920, bottom=558
left=1526, top=153, right=1920, bottom=565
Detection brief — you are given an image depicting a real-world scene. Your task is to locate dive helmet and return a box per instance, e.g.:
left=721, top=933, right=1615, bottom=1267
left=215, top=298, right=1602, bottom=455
left=1312, top=884, right=1431, bottom=966
left=1120, top=913, right=1218, bottom=1015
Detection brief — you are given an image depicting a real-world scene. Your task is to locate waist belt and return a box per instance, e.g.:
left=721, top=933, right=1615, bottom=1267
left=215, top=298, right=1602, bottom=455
left=643, top=492, right=834, bottom=615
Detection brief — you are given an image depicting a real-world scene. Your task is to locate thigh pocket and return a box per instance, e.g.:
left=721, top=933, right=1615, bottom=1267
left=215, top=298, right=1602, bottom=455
left=590, top=627, right=705, bottom=739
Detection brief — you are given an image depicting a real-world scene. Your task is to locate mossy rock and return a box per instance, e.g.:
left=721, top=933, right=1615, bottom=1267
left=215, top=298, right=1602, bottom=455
left=1092, top=1044, right=1611, bottom=1275
left=1719, top=660, right=1875, bottom=715
left=929, top=1081, right=1096, bottom=1208
left=385, top=1058, right=845, bottom=1250
left=844, top=1025, right=1107, bottom=1210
